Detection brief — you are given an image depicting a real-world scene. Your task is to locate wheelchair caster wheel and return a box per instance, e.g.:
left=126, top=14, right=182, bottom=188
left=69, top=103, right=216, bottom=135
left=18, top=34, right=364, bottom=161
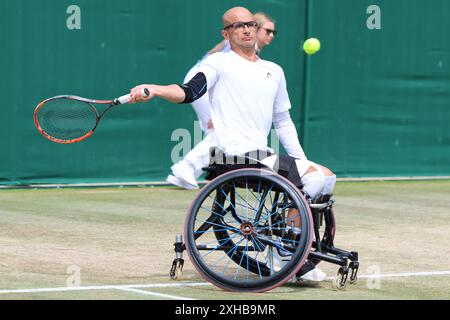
left=332, top=267, right=348, bottom=290
left=348, top=261, right=359, bottom=284
left=170, top=258, right=184, bottom=280
left=348, top=274, right=357, bottom=285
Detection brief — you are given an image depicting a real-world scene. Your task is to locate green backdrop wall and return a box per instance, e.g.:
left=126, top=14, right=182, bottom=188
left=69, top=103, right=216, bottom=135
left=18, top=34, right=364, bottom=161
left=1, top=0, right=449, bottom=186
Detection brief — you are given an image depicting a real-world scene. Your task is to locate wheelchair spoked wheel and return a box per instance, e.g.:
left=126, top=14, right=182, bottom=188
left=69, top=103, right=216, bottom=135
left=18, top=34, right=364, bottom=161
left=184, top=168, right=314, bottom=293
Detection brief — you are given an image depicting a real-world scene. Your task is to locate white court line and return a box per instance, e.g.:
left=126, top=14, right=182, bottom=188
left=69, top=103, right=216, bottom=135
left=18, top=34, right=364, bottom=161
left=116, top=287, right=196, bottom=300
left=0, top=271, right=449, bottom=296
left=1, top=176, right=449, bottom=189
left=0, top=282, right=210, bottom=295
left=354, top=271, right=450, bottom=279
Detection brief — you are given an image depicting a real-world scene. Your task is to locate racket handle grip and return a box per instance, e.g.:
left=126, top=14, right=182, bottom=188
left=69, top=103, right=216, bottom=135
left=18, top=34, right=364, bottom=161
left=114, top=88, right=150, bottom=105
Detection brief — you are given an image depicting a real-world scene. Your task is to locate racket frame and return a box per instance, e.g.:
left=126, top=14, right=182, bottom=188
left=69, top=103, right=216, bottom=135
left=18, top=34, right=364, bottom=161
left=34, top=95, right=119, bottom=144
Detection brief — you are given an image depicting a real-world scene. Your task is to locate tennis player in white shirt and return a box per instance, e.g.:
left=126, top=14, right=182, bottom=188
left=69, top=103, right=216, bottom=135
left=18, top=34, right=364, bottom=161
left=167, top=12, right=279, bottom=190
left=130, top=6, right=336, bottom=282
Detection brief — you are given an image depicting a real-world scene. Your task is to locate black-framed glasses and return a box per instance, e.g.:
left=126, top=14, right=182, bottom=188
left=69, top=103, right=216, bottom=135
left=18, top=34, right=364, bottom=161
left=223, top=21, right=259, bottom=31
left=263, top=28, right=277, bottom=36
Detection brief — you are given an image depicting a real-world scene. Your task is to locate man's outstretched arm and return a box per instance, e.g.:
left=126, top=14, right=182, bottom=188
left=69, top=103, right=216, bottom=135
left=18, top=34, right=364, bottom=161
left=130, top=84, right=185, bottom=104
left=130, top=73, right=208, bottom=104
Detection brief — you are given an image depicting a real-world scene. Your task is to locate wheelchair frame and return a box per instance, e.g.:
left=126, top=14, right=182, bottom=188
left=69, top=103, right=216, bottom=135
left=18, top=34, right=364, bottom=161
left=170, top=157, right=359, bottom=292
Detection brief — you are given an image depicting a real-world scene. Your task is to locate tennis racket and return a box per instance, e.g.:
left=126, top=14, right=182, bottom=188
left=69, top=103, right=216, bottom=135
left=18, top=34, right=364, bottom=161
left=34, top=89, right=149, bottom=144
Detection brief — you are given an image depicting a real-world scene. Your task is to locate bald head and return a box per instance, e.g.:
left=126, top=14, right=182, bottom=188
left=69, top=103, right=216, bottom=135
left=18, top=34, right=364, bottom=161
left=221, top=6, right=258, bottom=59
left=222, top=6, right=254, bottom=28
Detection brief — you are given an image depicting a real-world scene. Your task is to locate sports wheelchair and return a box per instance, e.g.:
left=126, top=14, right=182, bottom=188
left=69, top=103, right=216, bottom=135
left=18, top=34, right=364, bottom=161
left=170, top=150, right=359, bottom=292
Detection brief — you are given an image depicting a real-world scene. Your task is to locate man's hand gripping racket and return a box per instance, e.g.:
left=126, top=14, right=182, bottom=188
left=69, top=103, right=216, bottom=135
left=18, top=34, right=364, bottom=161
left=34, top=88, right=150, bottom=144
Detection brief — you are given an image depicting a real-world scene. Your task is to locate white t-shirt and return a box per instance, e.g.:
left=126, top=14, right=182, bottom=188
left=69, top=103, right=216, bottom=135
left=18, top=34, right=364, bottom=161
left=199, top=50, right=292, bottom=155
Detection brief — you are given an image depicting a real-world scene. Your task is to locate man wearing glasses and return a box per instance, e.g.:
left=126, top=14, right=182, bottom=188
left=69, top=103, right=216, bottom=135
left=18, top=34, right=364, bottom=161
left=130, top=6, right=333, bottom=282
left=167, top=11, right=278, bottom=191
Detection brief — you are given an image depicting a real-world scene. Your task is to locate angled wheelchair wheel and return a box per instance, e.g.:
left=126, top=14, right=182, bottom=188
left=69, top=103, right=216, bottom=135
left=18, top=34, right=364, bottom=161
left=184, top=168, right=314, bottom=293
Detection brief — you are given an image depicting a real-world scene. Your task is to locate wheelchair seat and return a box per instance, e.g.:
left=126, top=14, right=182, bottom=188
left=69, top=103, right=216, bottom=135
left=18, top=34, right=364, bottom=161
left=203, top=148, right=270, bottom=179
left=203, top=148, right=303, bottom=190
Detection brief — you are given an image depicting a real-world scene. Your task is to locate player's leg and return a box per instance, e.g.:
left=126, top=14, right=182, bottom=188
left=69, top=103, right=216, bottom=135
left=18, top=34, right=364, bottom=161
left=260, top=155, right=327, bottom=281
left=285, top=163, right=324, bottom=231
left=287, top=159, right=327, bottom=281
left=316, top=163, right=336, bottom=198
left=168, top=131, right=218, bottom=188
left=260, top=156, right=325, bottom=224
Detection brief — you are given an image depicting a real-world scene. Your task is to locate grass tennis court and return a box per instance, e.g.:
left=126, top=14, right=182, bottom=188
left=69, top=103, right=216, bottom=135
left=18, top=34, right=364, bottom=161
left=1, top=180, right=449, bottom=300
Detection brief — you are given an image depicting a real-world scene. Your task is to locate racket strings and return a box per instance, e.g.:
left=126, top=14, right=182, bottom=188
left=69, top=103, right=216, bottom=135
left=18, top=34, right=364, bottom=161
left=38, top=99, right=98, bottom=141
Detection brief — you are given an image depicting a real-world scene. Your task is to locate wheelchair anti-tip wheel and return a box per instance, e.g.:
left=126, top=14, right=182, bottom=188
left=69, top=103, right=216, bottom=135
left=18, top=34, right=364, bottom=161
left=184, top=168, right=314, bottom=293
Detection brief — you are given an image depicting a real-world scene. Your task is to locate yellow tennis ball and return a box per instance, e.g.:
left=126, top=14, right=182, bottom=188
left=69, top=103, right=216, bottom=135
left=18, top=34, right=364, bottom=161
left=303, top=38, right=321, bottom=55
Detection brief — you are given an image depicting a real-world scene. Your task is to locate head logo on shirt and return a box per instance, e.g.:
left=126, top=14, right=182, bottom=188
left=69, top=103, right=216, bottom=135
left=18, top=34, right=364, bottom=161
left=267, top=72, right=272, bottom=78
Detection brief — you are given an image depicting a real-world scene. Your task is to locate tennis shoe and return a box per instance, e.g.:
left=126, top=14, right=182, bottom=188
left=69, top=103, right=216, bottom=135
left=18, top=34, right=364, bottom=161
left=291, top=261, right=327, bottom=283
left=171, top=161, right=198, bottom=188
left=166, top=174, right=198, bottom=190
left=299, top=268, right=327, bottom=282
